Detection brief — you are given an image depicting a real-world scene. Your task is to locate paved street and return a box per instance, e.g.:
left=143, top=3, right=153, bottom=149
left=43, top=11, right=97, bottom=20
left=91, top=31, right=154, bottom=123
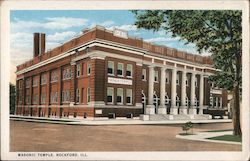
left=10, top=120, right=241, bottom=151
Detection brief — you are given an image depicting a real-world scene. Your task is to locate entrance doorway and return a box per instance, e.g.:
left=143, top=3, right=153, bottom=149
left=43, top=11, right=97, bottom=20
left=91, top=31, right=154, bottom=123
left=165, top=94, right=171, bottom=114
left=142, top=92, right=146, bottom=114
left=153, top=93, right=159, bottom=114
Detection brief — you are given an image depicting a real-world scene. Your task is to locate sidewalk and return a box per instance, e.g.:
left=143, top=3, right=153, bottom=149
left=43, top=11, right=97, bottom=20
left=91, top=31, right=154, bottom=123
left=176, top=131, right=241, bottom=145
left=10, top=115, right=232, bottom=125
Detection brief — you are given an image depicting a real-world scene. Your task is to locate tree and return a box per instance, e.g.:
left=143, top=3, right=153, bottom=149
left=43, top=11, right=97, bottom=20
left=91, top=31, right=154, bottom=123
left=132, top=10, right=242, bottom=137
left=10, top=83, right=16, bottom=115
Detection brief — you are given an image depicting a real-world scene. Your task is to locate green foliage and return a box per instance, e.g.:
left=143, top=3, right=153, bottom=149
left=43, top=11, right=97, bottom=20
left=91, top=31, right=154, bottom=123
left=182, top=121, right=193, bottom=135
left=132, top=10, right=242, bottom=136
left=182, top=124, right=190, bottom=135
left=132, top=10, right=242, bottom=91
left=10, top=83, right=16, bottom=114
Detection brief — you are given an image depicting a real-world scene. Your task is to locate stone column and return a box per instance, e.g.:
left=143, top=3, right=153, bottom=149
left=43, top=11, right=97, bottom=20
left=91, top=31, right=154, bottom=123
left=146, top=66, right=155, bottom=114
left=180, top=70, right=187, bottom=114
left=170, top=68, right=178, bottom=115
left=199, top=74, right=204, bottom=114
left=189, top=72, right=197, bottom=114
left=158, top=67, right=167, bottom=114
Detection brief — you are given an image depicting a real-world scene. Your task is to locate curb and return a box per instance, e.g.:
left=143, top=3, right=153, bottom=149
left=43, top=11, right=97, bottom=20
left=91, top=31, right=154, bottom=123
left=10, top=115, right=232, bottom=125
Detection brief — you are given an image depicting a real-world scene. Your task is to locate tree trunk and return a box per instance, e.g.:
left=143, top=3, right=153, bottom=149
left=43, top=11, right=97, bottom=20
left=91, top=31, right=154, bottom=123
left=233, top=53, right=242, bottom=137
left=233, top=85, right=241, bottom=137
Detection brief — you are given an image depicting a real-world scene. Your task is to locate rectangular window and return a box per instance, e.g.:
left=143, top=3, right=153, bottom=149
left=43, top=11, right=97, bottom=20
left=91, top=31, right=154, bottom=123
left=117, top=63, right=124, bottom=77
left=107, top=87, right=114, bottom=104
left=41, top=73, right=47, bottom=85
left=50, top=92, right=58, bottom=103
left=63, top=68, right=71, bottom=80
left=108, top=61, right=114, bottom=75
left=87, top=62, right=91, bottom=75
left=62, top=90, right=70, bottom=102
left=116, top=88, right=123, bottom=104
left=32, top=77, right=38, bottom=87
left=87, top=87, right=91, bottom=103
left=76, top=88, right=80, bottom=103
left=51, top=70, right=59, bottom=82
left=142, top=69, right=146, bottom=81
left=33, top=94, right=38, bottom=104
left=25, top=95, right=30, bottom=104
left=154, top=70, right=159, bottom=82
left=166, top=72, right=170, bottom=84
left=76, top=64, right=81, bottom=78
left=25, top=79, right=30, bottom=88
left=126, top=64, right=133, bottom=78
left=18, top=93, right=23, bottom=103
left=19, top=81, right=23, bottom=89
left=41, top=93, right=46, bottom=104
left=126, top=89, right=132, bottom=105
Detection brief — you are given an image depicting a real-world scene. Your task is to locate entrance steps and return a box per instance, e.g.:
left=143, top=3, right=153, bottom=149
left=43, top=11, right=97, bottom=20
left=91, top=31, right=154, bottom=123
left=193, top=114, right=212, bottom=120
left=142, top=114, right=212, bottom=121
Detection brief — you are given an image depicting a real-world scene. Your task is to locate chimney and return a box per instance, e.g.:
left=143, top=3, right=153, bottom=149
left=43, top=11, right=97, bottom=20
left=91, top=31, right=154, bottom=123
left=33, top=33, right=46, bottom=57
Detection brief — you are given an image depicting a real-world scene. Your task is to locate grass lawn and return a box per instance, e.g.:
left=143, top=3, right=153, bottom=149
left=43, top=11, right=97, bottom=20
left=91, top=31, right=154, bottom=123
left=207, top=135, right=242, bottom=142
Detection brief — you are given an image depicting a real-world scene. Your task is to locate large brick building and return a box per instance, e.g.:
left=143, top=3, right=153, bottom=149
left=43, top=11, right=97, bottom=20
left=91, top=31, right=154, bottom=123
left=15, top=26, right=228, bottom=119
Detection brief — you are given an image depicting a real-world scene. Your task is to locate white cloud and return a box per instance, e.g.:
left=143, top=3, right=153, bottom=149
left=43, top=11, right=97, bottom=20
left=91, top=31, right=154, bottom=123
left=44, top=17, right=88, bottom=30
left=47, top=31, right=76, bottom=42
left=46, top=42, right=61, bottom=51
left=106, top=24, right=137, bottom=31
left=11, top=17, right=88, bottom=32
left=90, top=20, right=115, bottom=29
left=99, top=20, right=115, bottom=27
left=11, top=47, right=33, bottom=66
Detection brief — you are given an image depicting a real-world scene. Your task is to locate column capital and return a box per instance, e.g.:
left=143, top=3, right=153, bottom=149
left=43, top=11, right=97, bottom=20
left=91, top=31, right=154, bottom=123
left=161, top=66, right=167, bottom=71
left=148, top=65, right=155, bottom=69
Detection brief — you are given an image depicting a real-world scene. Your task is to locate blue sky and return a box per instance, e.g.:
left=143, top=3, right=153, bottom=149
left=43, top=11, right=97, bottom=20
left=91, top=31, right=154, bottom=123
left=10, top=10, right=208, bottom=66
